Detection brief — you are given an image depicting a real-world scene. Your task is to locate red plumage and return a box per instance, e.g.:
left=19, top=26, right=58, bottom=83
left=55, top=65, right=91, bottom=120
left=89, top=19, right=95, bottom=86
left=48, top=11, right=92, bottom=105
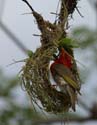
left=51, top=48, right=72, bottom=71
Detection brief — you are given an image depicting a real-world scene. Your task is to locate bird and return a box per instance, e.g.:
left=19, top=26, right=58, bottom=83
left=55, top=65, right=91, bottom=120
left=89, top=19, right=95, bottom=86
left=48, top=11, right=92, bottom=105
left=50, top=48, right=80, bottom=111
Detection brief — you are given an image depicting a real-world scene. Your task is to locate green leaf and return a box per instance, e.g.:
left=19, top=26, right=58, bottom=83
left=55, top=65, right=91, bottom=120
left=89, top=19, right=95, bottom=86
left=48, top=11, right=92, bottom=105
left=27, top=50, right=34, bottom=57
left=59, top=37, right=79, bottom=49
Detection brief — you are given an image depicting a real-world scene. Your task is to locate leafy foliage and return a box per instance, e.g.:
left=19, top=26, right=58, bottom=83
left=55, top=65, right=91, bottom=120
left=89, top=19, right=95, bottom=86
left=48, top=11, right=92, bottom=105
left=72, top=27, right=97, bottom=66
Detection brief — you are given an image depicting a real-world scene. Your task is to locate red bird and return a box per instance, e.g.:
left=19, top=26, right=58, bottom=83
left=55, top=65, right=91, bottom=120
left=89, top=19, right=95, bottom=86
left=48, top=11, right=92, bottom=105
left=50, top=48, right=80, bottom=111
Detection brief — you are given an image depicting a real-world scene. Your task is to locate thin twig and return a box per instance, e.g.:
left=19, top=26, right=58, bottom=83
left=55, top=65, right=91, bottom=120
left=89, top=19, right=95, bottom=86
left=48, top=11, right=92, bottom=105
left=22, top=0, right=34, bottom=12
left=33, top=34, right=41, bottom=37
left=32, top=116, right=97, bottom=125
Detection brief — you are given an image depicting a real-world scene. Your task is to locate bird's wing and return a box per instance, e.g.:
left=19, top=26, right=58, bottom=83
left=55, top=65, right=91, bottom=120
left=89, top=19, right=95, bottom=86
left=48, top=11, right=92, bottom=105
left=53, top=63, right=80, bottom=91
left=66, top=85, right=77, bottom=111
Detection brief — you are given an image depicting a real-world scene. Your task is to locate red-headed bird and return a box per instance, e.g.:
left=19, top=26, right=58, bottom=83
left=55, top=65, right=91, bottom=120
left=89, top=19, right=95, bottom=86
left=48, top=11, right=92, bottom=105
left=50, top=48, right=80, bottom=111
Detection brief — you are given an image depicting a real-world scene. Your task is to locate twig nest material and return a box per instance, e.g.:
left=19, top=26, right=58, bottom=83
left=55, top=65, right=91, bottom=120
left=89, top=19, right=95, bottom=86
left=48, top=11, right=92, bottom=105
left=21, top=46, right=71, bottom=113
left=21, top=0, right=80, bottom=114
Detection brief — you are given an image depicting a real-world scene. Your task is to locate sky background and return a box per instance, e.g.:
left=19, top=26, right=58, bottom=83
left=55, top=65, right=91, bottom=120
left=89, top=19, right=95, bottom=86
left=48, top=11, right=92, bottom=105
left=0, top=1, right=97, bottom=124
left=0, top=0, right=96, bottom=77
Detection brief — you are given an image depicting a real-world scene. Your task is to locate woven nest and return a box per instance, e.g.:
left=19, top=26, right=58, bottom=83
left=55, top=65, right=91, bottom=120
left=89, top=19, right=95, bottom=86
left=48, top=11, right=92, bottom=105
left=21, top=46, right=71, bottom=113
left=20, top=0, right=80, bottom=114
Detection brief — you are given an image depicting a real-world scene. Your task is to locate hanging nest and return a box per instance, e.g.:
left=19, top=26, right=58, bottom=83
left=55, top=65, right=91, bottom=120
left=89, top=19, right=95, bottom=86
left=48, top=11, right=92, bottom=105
left=21, top=45, right=72, bottom=113
left=21, top=0, right=80, bottom=113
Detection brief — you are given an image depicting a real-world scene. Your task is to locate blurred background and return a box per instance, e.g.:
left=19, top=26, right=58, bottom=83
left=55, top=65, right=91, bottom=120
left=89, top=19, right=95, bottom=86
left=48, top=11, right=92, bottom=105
left=0, top=0, right=97, bottom=125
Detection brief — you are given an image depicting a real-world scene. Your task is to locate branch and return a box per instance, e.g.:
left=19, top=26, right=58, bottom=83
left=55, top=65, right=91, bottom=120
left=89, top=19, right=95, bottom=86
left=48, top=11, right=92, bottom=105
left=33, top=116, right=97, bottom=125
left=58, top=0, right=68, bottom=28
left=58, top=0, right=78, bottom=28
